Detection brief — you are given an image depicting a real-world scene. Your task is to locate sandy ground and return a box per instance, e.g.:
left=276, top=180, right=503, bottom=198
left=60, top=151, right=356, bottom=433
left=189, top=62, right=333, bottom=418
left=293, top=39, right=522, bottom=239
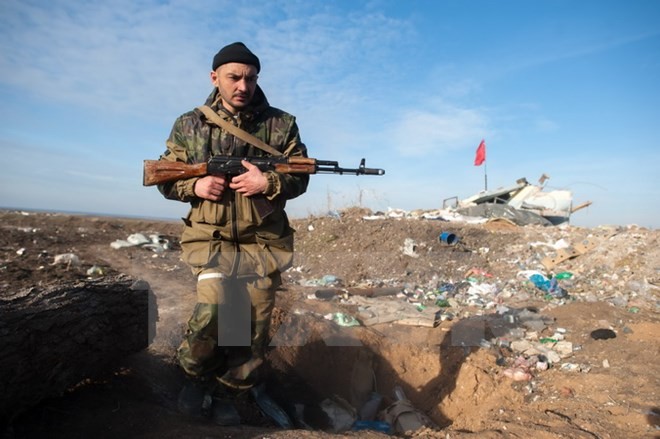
left=1, top=208, right=659, bottom=439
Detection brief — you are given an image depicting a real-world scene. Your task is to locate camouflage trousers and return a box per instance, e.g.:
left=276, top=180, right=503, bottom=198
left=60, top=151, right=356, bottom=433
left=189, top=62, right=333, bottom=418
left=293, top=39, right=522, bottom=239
left=177, top=267, right=279, bottom=383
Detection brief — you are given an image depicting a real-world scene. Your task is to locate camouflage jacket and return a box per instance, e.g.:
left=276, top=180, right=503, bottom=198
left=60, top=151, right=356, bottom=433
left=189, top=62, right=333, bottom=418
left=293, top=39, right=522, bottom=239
left=158, top=87, right=309, bottom=245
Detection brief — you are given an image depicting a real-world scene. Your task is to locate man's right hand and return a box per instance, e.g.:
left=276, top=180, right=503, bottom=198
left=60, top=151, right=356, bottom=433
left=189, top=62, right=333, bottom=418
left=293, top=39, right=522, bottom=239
left=194, top=175, right=227, bottom=201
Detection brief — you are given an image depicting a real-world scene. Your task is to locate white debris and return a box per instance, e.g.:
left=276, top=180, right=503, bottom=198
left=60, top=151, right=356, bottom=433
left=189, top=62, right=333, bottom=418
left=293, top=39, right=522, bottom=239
left=127, top=233, right=151, bottom=246
left=111, top=240, right=134, bottom=249
left=52, top=253, right=81, bottom=267
left=111, top=233, right=170, bottom=253
left=387, top=208, right=408, bottom=219
left=529, top=239, right=570, bottom=250
left=401, top=238, right=419, bottom=258
left=86, top=265, right=105, bottom=277
left=554, top=341, right=574, bottom=358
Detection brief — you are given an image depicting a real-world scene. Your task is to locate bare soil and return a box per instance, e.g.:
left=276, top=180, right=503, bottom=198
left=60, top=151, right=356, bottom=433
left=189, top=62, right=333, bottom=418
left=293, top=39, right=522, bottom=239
left=1, top=208, right=659, bottom=439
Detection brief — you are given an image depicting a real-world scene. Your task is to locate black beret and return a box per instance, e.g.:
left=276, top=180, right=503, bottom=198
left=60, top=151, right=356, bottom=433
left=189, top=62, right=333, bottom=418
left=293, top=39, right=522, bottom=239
left=212, top=42, right=261, bottom=73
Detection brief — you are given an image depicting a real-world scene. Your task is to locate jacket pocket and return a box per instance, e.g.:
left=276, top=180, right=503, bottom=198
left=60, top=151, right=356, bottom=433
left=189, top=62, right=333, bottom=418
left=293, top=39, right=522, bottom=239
left=255, top=227, right=295, bottom=275
left=180, top=221, right=294, bottom=279
left=180, top=222, right=221, bottom=268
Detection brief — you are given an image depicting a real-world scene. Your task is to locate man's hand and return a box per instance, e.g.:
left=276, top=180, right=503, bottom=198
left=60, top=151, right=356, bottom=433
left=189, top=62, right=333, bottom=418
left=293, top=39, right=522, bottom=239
left=194, top=175, right=228, bottom=201
left=229, top=160, right=268, bottom=196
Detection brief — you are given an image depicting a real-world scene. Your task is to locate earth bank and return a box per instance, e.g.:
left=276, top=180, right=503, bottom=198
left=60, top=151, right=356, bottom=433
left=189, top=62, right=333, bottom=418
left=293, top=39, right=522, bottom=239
left=1, top=208, right=658, bottom=438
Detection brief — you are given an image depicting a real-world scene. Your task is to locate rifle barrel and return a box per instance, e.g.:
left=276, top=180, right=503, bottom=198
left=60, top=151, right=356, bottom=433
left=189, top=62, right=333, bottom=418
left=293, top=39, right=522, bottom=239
left=315, top=158, right=385, bottom=175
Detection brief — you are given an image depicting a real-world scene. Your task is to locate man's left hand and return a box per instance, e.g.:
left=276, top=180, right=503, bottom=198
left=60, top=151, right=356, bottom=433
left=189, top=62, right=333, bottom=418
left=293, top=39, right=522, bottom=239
left=229, top=160, right=268, bottom=196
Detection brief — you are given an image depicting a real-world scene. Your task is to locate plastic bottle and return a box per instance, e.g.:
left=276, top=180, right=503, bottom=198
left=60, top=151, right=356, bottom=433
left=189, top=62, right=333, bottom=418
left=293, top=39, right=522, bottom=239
left=358, top=392, right=382, bottom=421
left=352, top=420, right=393, bottom=433
left=393, top=385, right=407, bottom=401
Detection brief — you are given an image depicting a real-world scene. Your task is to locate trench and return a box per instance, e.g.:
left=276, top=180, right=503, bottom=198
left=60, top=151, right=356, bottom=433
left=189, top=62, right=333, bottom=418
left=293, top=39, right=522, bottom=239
left=7, top=299, right=508, bottom=438
left=259, top=306, right=486, bottom=434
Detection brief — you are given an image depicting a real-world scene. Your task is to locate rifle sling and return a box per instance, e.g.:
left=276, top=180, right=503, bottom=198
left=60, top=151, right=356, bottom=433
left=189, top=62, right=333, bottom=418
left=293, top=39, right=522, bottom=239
left=197, top=105, right=283, bottom=157
left=196, top=105, right=278, bottom=220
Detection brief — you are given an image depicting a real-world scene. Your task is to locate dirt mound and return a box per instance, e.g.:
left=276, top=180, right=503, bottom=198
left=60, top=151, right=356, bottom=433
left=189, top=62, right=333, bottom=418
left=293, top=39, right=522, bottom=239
left=1, top=208, right=659, bottom=438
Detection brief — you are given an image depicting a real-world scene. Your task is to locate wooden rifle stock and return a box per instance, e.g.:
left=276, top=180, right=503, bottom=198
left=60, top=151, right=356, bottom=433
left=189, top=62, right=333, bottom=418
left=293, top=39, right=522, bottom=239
left=143, top=160, right=208, bottom=186
left=267, top=156, right=317, bottom=174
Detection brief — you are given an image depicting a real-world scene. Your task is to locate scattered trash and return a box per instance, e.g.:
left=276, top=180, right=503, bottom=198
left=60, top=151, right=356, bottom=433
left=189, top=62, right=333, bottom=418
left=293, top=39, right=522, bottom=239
left=303, top=274, right=341, bottom=287
left=503, top=367, right=532, bottom=381
left=351, top=296, right=439, bottom=327
left=553, top=341, right=574, bottom=358
left=52, top=253, right=81, bottom=267
left=465, top=267, right=493, bottom=280
left=86, top=265, right=106, bottom=277
left=560, top=363, right=580, bottom=372
left=311, top=289, right=338, bottom=300
left=438, top=232, right=459, bottom=245
left=541, top=238, right=597, bottom=270
left=536, top=359, right=549, bottom=371
left=401, top=238, right=419, bottom=258
left=3, top=203, right=656, bottom=439
left=526, top=273, right=569, bottom=299
left=110, top=233, right=170, bottom=253
left=590, top=329, right=617, bottom=340
left=530, top=238, right=570, bottom=251
left=275, top=205, right=655, bottom=422
left=352, top=420, right=392, bottom=434
left=320, top=396, right=357, bottom=433
left=324, top=312, right=361, bottom=327
left=358, top=392, right=382, bottom=421
left=250, top=383, right=293, bottom=429
left=321, top=274, right=339, bottom=285
left=382, top=385, right=436, bottom=434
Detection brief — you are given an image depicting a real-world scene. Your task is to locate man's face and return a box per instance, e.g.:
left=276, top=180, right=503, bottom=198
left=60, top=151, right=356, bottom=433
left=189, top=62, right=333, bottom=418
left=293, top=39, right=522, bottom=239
left=210, top=62, right=258, bottom=114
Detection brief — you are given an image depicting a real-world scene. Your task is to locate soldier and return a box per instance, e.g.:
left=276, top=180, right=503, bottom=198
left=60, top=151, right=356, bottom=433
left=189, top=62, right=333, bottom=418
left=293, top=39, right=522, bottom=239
left=157, top=42, right=309, bottom=425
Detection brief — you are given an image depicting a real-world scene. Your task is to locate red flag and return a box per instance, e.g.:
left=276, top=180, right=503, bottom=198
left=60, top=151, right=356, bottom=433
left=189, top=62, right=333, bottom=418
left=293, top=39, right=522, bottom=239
left=474, top=139, right=486, bottom=166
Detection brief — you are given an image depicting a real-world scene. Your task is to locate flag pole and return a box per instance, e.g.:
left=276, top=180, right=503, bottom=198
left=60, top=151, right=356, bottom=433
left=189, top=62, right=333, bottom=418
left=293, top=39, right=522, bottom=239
left=484, top=160, right=488, bottom=191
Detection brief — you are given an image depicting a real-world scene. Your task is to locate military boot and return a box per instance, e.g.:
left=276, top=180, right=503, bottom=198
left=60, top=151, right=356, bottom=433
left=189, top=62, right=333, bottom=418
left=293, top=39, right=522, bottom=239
left=217, top=356, right=263, bottom=390
left=210, top=396, right=241, bottom=426
left=217, top=338, right=266, bottom=390
left=177, top=376, right=214, bottom=417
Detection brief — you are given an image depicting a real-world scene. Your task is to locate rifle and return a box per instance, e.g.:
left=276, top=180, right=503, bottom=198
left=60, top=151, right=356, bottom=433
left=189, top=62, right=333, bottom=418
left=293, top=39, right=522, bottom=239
left=143, top=155, right=385, bottom=186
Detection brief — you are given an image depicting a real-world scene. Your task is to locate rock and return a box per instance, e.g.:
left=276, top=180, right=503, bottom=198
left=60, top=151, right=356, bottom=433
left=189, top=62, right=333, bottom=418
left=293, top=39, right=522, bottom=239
left=554, top=341, right=574, bottom=358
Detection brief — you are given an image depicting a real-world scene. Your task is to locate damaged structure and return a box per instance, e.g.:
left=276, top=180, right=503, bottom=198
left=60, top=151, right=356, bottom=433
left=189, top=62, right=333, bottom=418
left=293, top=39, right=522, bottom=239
left=452, top=175, right=591, bottom=226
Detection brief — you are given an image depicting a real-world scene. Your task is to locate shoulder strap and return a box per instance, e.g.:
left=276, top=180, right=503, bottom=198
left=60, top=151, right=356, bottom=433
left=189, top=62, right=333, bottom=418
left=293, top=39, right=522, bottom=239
left=197, top=105, right=282, bottom=157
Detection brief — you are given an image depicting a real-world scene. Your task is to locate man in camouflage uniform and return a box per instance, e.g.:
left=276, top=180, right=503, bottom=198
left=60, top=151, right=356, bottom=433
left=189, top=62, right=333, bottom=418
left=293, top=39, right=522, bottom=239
left=157, top=42, right=308, bottom=424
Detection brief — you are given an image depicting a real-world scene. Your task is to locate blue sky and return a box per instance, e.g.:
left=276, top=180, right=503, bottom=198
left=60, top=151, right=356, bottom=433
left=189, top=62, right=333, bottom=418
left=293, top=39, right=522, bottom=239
left=0, top=0, right=658, bottom=228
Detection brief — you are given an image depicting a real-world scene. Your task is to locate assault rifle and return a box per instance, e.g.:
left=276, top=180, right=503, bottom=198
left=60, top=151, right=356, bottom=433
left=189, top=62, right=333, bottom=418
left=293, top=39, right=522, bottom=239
left=143, top=155, right=385, bottom=186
